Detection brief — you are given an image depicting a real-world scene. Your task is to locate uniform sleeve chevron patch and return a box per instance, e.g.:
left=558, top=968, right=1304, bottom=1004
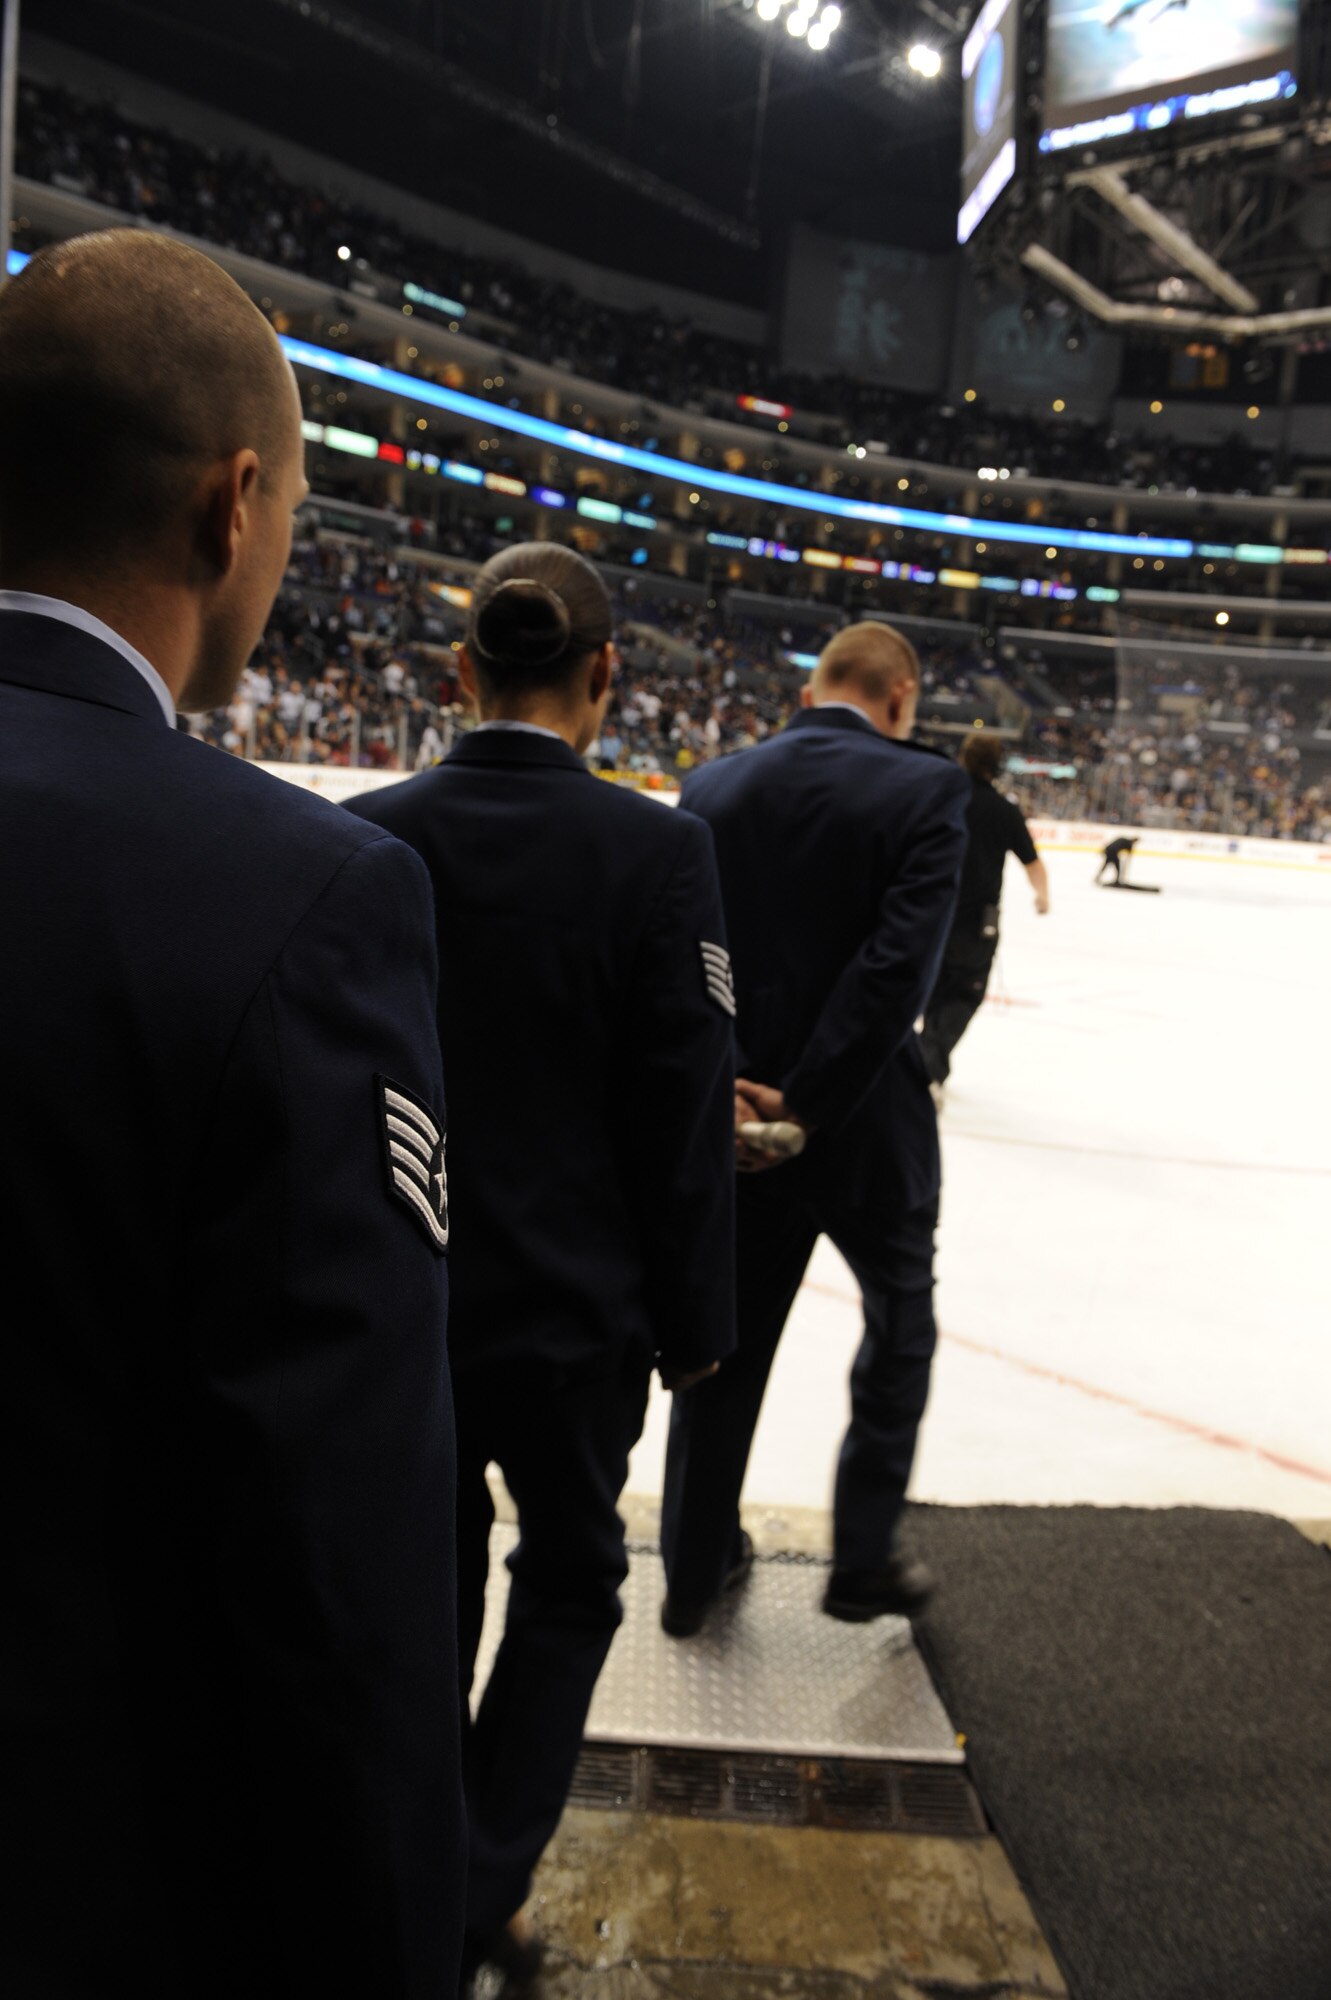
left=699, top=940, right=736, bottom=1018
left=377, top=1075, right=449, bottom=1251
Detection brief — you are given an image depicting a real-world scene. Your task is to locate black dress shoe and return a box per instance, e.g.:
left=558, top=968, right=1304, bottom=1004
left=823, top=1551, right=934, bottom=1622
left=660, top=1529, right=755, bottom=1637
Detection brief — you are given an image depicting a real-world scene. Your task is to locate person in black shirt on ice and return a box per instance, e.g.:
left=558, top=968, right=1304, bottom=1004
left=920, top=732, right=1048, bottom=1095
left=1096, top=835, right=1138, bottom=885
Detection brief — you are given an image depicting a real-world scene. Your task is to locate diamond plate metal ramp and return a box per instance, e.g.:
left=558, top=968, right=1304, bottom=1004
left=475, top=1528, right=963, bottom=1764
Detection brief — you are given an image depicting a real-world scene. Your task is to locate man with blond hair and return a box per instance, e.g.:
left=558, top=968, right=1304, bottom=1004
left=660, top=620, right=970, bottom=1633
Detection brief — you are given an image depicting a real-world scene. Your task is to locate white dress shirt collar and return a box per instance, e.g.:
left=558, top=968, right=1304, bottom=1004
left=0, top=590, right=177, bottom=727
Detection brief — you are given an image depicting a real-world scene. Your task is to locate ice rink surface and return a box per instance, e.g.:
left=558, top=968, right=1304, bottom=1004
left=628, top=844, right=1331, bottom=1523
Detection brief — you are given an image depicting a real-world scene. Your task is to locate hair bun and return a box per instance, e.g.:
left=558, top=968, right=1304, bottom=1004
left=472, top=577, right=571, bottom=669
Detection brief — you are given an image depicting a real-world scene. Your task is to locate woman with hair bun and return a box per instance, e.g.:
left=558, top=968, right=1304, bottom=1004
left=349, top=542, right=737, bottom=1987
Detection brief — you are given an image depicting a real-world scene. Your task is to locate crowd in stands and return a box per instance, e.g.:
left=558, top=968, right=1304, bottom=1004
left=17, top=77, right=1287, bottom=497
left=1023, top=714, right=1326, bottom=841
left=188, top=528, right=1330, bottom=841
left=725, top=376, right=1279, bottom=498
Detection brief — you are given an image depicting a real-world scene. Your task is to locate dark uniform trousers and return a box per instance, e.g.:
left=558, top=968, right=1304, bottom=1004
left=920, top=926, right=999, bottom=1085
left=454, top=1347, right=652, bottom=1936
left=663, top=1178, right=939, bottom=1604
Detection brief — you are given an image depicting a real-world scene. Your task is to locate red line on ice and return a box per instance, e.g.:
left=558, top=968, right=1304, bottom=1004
left=800, top=1281, right=1331, bottom=1490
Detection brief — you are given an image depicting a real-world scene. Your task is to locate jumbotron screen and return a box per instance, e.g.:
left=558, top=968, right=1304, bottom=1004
left=1040, top=0, right=1299, bottom=154
left=958, top=0, right=1020, bottom=245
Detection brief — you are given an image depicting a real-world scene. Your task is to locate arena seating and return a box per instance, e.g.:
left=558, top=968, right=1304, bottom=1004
left=22, top=78, right=1321, bottom=832
left=15, top=76, right=1287, bottom=497
left=196, top=526, right=1329, bottom=843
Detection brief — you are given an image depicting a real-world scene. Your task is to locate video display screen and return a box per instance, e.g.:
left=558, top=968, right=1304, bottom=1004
left=958, top=0, right=1020, bottom=245
left=1041, top=0, right=1299, bottom=153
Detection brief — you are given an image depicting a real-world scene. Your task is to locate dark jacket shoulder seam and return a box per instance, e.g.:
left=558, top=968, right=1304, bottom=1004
left=210, top=830, right=404, bottom=1115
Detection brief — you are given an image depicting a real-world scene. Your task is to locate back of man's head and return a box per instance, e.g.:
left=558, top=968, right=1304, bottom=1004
left=0, top=229, right=298, bottom=575
left=960, top=731, right=1004, bottom=783
left=807, top=621, right=919, bottom=738
left=0, top=230, right=304, bottom=707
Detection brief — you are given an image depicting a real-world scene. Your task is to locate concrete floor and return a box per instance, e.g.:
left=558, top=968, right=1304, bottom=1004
left=492, top=1809, right=1066, bottom=2000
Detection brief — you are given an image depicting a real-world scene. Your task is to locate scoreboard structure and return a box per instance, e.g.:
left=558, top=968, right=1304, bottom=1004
left=955, top=0, right=1321, bottom=355
left=1039, top=0, right=1300, bottom=155
left=957, top=0, right=1308, bottom=250
left=958, top=0, right=1021, bottom=245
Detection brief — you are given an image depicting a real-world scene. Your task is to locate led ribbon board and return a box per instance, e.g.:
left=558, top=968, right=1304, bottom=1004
left=278, top=335, right=1194, bottom=560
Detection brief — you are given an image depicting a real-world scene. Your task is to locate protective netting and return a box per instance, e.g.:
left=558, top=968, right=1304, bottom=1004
left=999, top=617, right=1331, bottom=841
left=1101, top=615, right=1328, bottom=839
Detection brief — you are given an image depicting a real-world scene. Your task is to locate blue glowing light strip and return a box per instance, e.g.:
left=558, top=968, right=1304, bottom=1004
left=0, top=264, right=1277, bottom=569
left=277, top=335, right=1195, bottom=562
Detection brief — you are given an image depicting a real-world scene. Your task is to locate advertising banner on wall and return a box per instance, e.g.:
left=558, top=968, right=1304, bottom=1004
left=950, top=274, right=1123, bottom=416
left=779, top=224, right=957, bottom=393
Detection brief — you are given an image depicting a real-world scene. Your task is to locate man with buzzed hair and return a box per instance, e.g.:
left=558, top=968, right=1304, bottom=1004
left=660, top=620, right=971, bottom=1633
left=0, top=232, right=465, bottom=1997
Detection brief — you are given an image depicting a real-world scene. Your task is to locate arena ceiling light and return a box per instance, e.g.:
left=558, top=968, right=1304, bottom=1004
left=908, top=45, right=942, bottom=78
left=752, top=0, right=843, bottom=49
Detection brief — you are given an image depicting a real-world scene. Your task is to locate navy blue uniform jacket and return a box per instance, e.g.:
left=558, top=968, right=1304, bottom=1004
left=349, top=729, right=735, bottom=1380
left=680, top=706, right=970, bottom=1211
left=0, top=614, right=465, bottom=1999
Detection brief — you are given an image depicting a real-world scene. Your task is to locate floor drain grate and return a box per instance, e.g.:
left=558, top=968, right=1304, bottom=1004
left=569, top=1742, right=987, bottom=1837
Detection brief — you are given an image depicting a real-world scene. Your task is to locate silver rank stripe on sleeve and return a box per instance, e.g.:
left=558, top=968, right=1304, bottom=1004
left=699, top=939, right=737, bottom=1017
left=379, top=1078, right=450, bottom=1250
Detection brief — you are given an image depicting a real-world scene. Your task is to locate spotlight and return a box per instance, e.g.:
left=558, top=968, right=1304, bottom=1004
left=758, top=0, right=841, bottom=36
left=908, top=45, right=942, bottom=77
left=336, top=245, right=352, bottom=261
